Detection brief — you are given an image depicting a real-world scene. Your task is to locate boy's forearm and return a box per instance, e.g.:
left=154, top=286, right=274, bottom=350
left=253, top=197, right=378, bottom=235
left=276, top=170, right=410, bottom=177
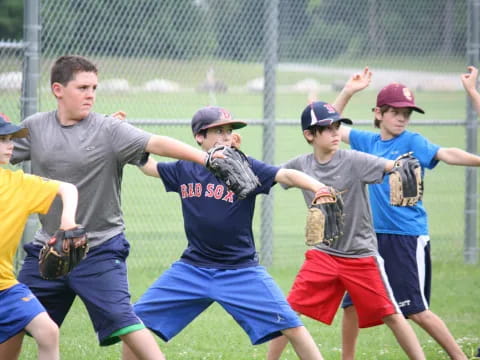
left=469, top=91, right=480, bottom=114
left=277, top=169, right=325, bottom=192
left=333, top=67, right=372, bottom=114
left=138, top=156, right=160, bottom=178
left=437, top=147, right=480, bottom=166
left=58, top=182, right=79, bottom=229
left=146, top=135, right=206, bottom=165
left=332, top=88, right=355, bottom=115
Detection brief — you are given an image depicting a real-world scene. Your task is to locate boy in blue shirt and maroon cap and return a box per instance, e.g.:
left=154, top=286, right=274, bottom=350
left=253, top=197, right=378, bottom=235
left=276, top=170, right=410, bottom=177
left=267, top=101, right=426, bottom=360
left=333, top=67, right=477, bottom=359
left=124, top=105, right=331, bottom=360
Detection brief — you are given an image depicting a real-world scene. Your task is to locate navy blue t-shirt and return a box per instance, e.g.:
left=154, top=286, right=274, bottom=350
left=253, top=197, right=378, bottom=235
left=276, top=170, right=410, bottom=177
left=157, top=158, right=279, bottom=269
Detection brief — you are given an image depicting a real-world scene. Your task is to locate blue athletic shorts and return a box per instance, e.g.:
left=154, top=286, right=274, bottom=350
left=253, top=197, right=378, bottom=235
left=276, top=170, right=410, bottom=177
left=342, top=234, right=431, bottom=317
left=18, top=233, right=143, bottom=346
left=0, top=283, right=45, bottom=343
left=133, top=261, right=303, bottom=345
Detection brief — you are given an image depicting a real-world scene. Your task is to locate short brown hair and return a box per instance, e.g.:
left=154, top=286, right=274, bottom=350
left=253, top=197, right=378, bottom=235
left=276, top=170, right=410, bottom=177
left=50, top=55, right=97, bottom=86
left=304, top=124, right=337, bottom=144
left=374, top=105, right=391, bottom=128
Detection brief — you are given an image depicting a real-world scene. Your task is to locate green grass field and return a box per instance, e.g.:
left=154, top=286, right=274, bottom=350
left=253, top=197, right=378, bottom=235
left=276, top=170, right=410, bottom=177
left=8, top=73, right=480, bottom=359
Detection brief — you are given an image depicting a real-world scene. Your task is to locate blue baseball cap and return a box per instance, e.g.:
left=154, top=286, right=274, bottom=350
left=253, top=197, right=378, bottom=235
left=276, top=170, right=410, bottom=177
left=191, top=106, right=247, bottom=135
left=301, top=101, right=352, bottom=131
left=0, top=113, right=28, bottom=138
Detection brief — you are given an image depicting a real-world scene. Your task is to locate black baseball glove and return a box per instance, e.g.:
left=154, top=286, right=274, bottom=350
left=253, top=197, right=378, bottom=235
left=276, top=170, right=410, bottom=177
left=305, top=187, right=344, bottom=247
left=38, top=226, right=88, bottom=280
left=389, top=152, right=423, bottom=206
left=205, top=145, right=261, bottom=199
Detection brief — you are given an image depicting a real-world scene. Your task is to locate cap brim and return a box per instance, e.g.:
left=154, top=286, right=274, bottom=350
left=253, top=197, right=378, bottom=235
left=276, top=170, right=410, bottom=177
left=383, top=101, right=425, bottom=114
left=200, top=120, right=247, bottom=131
left=13, top=128, right=29, bottom=138
left=0, top=125, right=29, bottom=138
left=338, top=118, right=353, bottom=125
left=307, top=117, right=353, bottom=129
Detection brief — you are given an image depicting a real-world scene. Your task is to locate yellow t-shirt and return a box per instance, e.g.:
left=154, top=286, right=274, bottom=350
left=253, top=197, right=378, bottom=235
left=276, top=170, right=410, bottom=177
left=0, top=168, right=60, bottom=290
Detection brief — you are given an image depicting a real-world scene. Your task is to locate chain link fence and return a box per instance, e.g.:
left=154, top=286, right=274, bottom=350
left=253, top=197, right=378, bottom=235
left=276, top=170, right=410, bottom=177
left=1, top=0, right=478, bottom=271
left=0, top=41, right=23, bottom=122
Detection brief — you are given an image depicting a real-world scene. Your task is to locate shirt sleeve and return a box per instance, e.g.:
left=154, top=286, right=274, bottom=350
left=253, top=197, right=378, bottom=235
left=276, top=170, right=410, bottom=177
left=278, top=155, right=303, bottom=190
left=19, top=172, right=60, bottom=215
left=350, top=150, right=387, bottom=184
left=349, top=128, right=377, bottom=152
left=157, top=161, right=180, bottom=192
left=11, top=118, right=33, bottom=164
left=409, top=133, right=440, bottom=170
left=250, top=157, right=280, bottom=195
left=108, top=117, right=152, bottom=164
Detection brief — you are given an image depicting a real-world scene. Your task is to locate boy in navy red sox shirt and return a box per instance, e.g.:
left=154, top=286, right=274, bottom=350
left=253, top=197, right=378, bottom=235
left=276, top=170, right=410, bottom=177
left=123, top=106, right=329, bottom=360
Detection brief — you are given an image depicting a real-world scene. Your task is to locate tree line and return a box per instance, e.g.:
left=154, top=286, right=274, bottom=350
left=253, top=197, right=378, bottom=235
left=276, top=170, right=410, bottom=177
left=1, top=0, right=465, bottom=61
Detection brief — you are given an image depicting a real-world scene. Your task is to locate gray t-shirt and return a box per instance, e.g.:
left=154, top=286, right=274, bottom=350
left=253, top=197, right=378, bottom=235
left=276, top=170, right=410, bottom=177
left=11, top=111, right=151, bottom=247
left=282, top=149, right=387, bottom=257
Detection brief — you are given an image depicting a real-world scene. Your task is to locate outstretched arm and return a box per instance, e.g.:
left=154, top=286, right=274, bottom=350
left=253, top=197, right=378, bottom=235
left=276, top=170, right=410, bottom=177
left=461, top=66, right=480, bottom=114
left=384, top=160, right=395, bottom=173
left=114, top=111, right=209, bottom=169
left=146, top=135, right=207, bottom=166
left=436, top=147, right=480, bottom=166
left=332, top=66, right=372, bottom=114
left=57, top=182, right=79, bottom=230
left=332, top=67, right=372, bottom=144
left=275, top=168, right=326, bottom=193
left=138, top=156, right=160, bottom=178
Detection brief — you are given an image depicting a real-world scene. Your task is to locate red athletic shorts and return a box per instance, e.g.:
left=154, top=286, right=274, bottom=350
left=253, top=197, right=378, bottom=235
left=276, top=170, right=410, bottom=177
left=287, top=249, right=400, bottom=328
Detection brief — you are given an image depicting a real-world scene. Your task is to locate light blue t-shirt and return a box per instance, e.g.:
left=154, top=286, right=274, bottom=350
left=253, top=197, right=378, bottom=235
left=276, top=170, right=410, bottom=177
left=349, top=129, right=440, bottom=236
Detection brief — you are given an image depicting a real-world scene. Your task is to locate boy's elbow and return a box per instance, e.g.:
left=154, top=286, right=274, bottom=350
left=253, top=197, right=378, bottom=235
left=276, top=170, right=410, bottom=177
left=58, top=181, right=78, bottom=196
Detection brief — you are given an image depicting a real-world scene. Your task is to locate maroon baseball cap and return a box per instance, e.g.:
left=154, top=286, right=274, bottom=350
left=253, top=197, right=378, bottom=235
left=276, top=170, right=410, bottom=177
left=191, top=106, right=247, bottom=135
left=376, top=83, right=424, bottom=114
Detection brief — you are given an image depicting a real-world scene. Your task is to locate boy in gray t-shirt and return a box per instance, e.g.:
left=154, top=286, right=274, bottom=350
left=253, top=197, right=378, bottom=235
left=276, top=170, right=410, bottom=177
left=9, top=55, right=216, bottom=360
left=267, top=101, right=426, bottom=360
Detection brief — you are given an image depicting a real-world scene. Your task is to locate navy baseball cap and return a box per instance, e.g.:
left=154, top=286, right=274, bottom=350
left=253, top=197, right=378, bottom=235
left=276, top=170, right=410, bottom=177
left=0, top=113, right=28, bottom=138
left=376, top=83, right=424, bottom=114
left=301, top=101, right=352, bottom=131
left=191, top=106, right=247, bottom=135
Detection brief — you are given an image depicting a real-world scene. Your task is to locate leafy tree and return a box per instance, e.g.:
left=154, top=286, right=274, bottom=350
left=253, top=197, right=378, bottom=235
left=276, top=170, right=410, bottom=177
left=0, top=0, right=23, bottom=40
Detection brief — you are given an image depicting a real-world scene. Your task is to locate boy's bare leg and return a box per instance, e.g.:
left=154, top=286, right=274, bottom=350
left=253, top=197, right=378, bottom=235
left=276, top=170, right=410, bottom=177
left=122, top=342, right=138, bottom=360
left=268, top=326, right=323, bottom=360
left=409, top=310, right=467, bottom=360
left=25, top=312, right=59, bottom=360
left=383, top=314, right=425, bottom=360
left=120, top=329, right=165, bottom=360
left=341, top=306, right=359, bottom=360
left=267, top=334, right=289, bottom=360
left=0, top=332, right=24, bottom=360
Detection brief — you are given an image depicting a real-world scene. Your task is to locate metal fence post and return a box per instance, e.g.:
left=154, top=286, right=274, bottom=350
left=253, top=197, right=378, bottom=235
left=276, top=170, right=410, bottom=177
left=17, top=0, right=41, bottom=272
left=260, top=0, right=278, bottom=267
left=464, top=0, right=479, bottom=264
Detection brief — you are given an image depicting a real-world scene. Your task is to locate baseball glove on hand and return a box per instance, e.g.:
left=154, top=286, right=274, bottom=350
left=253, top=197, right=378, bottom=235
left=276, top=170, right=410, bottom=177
left=305, top=187, right=344, bottom=247
left=389, top=152, right=423, bottom=206
left=205, top=145, right=261, bottom=199
left=39, top=226, right=88, bottom=280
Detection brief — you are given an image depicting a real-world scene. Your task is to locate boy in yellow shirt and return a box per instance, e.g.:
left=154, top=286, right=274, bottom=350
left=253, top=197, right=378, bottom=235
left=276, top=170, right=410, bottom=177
left=0, top=113, right=81, bottom=360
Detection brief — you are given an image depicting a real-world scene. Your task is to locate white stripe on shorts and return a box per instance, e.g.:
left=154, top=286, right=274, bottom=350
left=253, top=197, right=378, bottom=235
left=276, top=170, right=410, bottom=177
left=416, top=235, right=430, bottom=310
left=374, top=254, right=402, bottom=314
